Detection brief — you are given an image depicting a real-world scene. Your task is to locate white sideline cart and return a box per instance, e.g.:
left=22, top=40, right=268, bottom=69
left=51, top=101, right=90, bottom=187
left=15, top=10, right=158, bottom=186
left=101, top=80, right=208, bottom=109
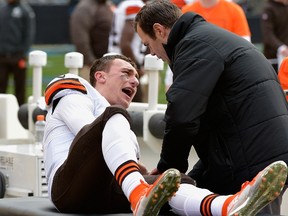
left=0, top=144, right=47, bottom=198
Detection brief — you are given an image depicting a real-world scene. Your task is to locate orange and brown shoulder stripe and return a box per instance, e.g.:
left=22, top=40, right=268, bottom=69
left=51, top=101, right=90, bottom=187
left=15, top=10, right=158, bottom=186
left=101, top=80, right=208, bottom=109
left=45, top=76, right=87, bottom=106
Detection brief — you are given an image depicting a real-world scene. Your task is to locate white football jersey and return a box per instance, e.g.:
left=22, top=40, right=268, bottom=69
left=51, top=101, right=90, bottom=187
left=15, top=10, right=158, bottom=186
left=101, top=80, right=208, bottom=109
left=108, top=0, right=146, bottom=64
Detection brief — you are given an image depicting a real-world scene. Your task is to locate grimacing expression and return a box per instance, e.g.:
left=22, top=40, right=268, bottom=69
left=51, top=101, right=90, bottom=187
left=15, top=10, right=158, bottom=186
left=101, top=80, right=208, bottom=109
left=97, top=59, right=139, bottom=108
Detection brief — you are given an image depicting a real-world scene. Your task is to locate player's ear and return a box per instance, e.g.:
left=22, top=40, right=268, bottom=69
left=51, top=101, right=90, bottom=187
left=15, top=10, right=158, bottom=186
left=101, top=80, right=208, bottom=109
left=95, top=71, right=106, bottom=83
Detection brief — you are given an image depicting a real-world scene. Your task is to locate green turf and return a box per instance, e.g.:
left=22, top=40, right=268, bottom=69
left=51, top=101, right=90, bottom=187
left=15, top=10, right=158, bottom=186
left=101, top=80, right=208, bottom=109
left=7, top=55, right=67, bottom=104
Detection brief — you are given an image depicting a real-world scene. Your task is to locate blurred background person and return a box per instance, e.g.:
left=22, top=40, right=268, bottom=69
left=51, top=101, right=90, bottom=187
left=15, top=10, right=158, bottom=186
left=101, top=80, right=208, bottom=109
left=108, top=0, right=147, bottom=102
left=182, top=0, right=251, bottom=41
left=70, top=0, right=113, bottom=81
left=278, top=57, right=288, bottom=100
left=0, top=0, right=35, bottom=106
left=171, top=0, right=195, bottom=8
left=261, top=0, right=288, bottom=72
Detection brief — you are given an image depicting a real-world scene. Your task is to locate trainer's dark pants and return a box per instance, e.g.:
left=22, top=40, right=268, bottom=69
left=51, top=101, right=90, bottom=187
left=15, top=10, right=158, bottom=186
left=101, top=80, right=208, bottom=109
left=51, top=106, right=195, bottom=214
left=258, top=185, right=287, bottom=215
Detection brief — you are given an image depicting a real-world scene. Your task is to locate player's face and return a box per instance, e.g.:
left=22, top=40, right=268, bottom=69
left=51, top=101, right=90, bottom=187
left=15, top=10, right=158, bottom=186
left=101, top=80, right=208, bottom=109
left=101, top=59, right=139, bottom=108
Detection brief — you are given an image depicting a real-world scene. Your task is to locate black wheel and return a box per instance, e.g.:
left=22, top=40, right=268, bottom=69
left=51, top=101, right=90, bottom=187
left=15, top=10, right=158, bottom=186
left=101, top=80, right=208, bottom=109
left=0, top=171, right=6, bottom=198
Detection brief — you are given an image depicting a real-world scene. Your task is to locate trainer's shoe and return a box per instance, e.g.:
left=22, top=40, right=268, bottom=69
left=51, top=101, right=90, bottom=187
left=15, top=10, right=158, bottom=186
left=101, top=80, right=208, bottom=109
left=223, top=160, right=287, bottom=216
left=130, top=168, right=181, bottom=216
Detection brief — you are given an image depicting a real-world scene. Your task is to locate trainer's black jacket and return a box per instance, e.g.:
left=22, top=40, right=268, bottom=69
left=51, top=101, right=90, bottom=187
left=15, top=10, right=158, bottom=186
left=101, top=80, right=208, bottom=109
left=158, top=12, right=288, bottom=194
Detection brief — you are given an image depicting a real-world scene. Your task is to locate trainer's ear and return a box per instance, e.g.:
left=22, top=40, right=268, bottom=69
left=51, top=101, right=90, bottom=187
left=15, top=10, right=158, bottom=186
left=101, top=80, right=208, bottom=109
left=153, top=23, right=165, bottom=39
left=95, top=71, right=106, bottom=83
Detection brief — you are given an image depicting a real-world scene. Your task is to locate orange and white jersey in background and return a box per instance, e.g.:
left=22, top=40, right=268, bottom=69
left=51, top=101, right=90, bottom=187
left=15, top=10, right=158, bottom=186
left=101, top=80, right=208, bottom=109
left=108, top=0, right=146, bottom=64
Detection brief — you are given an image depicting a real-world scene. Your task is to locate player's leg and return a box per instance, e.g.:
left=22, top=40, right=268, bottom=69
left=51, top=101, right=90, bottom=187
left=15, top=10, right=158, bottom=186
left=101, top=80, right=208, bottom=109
left=52, top=106, right=180, bottom=215
left=169, top=160, right=287, bottom=216
left=102, top=106, right=180, bottom=216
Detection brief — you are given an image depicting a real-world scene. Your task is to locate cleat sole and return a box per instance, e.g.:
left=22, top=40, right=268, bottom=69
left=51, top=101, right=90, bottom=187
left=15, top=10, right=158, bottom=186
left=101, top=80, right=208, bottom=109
left=142, top=168, right=181, bottom=216
left=229, top=161, right=287, bottom=216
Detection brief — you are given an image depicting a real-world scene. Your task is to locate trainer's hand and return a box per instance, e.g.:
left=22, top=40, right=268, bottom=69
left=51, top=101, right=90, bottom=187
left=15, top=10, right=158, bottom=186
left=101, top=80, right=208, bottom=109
left=150, top=168, right=161, bottom=175
left=138, top=161, right=149, bottom=175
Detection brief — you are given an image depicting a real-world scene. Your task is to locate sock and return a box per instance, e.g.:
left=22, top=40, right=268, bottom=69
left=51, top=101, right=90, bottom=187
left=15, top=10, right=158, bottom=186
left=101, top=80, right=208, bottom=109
left=169, top=183, right=230, bottom=216
left=115, top=160, right=146, bottom=198
left=211, top=195, right=231, bottom=216
left=102, top=114, right=146, bottom=199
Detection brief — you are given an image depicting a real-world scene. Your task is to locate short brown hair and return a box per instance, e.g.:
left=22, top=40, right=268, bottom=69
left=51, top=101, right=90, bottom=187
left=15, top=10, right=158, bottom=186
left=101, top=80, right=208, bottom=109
left=134, top=0, right=182, bottom=39
left=89, top=54, right=137, bottom=86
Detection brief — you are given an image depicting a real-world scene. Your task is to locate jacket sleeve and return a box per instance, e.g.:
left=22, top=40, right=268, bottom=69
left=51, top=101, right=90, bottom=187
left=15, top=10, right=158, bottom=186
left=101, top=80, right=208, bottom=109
left=157, top=40, right=224, bottom=173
